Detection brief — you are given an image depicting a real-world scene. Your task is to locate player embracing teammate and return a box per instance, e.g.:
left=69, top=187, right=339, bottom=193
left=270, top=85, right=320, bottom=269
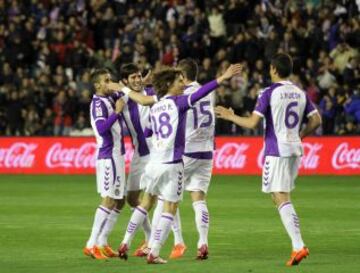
left=117, top=63, right=242, bottom=263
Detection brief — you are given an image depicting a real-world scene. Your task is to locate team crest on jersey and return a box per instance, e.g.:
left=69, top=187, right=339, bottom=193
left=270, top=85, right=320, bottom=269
left=115, top=189, right=120, bottom=196
left=95, top=105, right=103, bottom=117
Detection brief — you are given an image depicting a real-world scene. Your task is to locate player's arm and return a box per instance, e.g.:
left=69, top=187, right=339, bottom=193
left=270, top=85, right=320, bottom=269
left=188, top=64, right=242, bottom=106
left=108, top=82, right=157, bottom=106
left=300, top=112, right=322, bottom=139
left=126, top=88, right=157, bottom=106
left=215, top=106, right=262, bottom=129
left=95, top=99, right=125, bottom=135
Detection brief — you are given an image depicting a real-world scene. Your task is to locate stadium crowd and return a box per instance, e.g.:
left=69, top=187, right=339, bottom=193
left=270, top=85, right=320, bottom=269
left=0, top=0, right=359, bottom=136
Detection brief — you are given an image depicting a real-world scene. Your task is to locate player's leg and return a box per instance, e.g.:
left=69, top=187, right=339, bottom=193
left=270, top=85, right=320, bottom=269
left=95, top=155, right=127, bottom=257
left=169, top=207, right=186, bottom=259
left=185, top=157, right=212, bottom=260
left=127, top=190, right=152, bottom=255
left=118, top=192, right=157, bottom=260
left=272, top=192, right=309, bottom=266
left=264, top=156, right=308, bottom=266
left=127, top=156, right=152, bottom=245
left=148, top=197, right=164, bottom=249
left=148, top=200, right=178, bottom=264
left=84, top=159, right=117, bottom=259
left=97, top=198, right=125, bottom=257
left=191, top=190, right=209, bottom=260
left=84, top=196, right=114, bottom=259
left=147, top=162, right=184, bottom=264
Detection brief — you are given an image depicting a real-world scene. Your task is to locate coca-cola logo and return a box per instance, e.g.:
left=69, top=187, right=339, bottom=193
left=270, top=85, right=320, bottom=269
left=214, top=143, right=248, bottom=169
left=0, top=142, right=37, bottom=168
left=45, top=143, right=97, bottom=168
left=257, top=143, right=322, bottom=169
left=300, top=143, right=322, bottom=169
left=332, top=143, right=360, bottom=169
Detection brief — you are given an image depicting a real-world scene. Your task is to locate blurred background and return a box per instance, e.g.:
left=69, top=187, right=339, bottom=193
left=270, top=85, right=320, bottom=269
left=0, top=0, right=359, bottom=137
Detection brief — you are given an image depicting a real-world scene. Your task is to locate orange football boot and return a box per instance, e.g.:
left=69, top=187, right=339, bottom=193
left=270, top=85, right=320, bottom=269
left=286, top=247, right=309, bottom=266
left=169, top=243, right=187, bottom=259
left=101, top=245, right=119, bottom=257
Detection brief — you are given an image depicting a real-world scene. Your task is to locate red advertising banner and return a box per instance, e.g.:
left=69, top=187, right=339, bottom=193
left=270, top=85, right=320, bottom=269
left=0, top=137, right=359, bottom=175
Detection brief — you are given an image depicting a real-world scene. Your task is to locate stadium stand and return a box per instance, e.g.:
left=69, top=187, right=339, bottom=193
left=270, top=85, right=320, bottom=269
left=0, top=0, right=359, bottom=136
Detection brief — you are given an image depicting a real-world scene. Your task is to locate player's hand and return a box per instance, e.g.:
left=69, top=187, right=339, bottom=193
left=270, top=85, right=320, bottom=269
left=108, top=81, right=123, bottom=91
left=215, top=106, right=235, bottom=120
left=143, top=69, right=152, bottom=85
left=216, top=64, right=242, bottom=84
left=115, top=98, right=125, bottom=113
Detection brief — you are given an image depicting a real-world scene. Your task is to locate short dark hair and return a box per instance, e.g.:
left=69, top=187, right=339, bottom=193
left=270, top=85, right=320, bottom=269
left=90, top=68, right=109, bottom=85
left=178, top=58, right=198, bottom=81
left=271, top=53, right=293, bottom=78
left=120, top=63, right=140, bottom=81
left=152, top=67, right=183, bottom=98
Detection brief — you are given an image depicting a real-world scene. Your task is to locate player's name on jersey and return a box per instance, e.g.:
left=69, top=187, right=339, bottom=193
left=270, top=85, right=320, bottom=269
left=151, top=102, right=174, bottom=113
left=280, top=92, right=301, bottom=100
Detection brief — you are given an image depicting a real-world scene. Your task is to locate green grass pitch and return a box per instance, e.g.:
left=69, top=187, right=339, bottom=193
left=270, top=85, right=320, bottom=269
left=0, top=175, right=359, bottom=273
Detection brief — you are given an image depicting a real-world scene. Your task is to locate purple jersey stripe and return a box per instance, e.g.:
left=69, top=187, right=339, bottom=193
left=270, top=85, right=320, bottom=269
left=173, top=109, right=187, bottom=162
left=127, top=99, right=150, bottom=156
left=261, top=83, right=283, bottom=157
left=119, top=114, right=126, bottom=155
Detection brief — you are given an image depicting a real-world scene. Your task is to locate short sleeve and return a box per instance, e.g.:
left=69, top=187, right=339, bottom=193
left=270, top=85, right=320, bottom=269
left=304, top=94, right=318, bottom=117
left=253, top=88, right=271, bottom=117
left=145, top=87, right=156, bottom=96
left=91, top=99, right=108, bottom=121
left=145, top=87, right=158, bottom=102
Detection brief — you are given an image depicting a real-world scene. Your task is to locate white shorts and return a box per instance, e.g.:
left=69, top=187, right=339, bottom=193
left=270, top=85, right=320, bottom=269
left=141, top=162, right=184, bottom=203
left=127, top=154, right=149, bottom=192
left=184, top=156, right=213, bottom=193
left=96, top=155, right=126, bottom=199
left=262, top=156, right=301, bottom=193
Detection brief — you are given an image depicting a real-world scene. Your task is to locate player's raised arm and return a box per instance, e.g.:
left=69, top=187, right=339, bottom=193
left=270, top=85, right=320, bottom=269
left=188, top=64, right=242, bottom=106
left=215, top=106, right=262, bottom=129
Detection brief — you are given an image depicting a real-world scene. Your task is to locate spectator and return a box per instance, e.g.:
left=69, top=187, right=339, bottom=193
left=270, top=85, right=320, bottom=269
left=0, top=0, right=358, bottom=136
left=330, top=42, right=358, bottom=73
left=6, top=90, right=24, bottom=135
left=53, top=90, right=73, bottom=136
left=319, top=86, right=337, bottom=134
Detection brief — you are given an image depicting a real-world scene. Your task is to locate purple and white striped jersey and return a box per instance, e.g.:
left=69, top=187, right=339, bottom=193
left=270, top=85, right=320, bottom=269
left=149, top=80, right=219, bottom=164
left=184, top=81, right=215, bottom=158
left=90, top=93, right=126, bottom=159
left=122, top=87, right=157, bottom=157
left=253, top=80, right=318, bottom=157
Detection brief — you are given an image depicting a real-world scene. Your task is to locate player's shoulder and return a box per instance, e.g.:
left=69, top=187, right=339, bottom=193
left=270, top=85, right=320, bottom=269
left=258, top=82, right=285, bottom=98
left=184, top=81, right=201, bottom=95
left=144, top=86, right=156, bottom=96
left=91, top=95, right=106, bottom=106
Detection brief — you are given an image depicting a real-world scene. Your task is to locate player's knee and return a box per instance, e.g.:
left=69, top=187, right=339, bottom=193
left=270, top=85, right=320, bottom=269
left=271, top=192, right=289, bottom=207
left=114, top=198, right=126, bottom=210
left=164, top=201, right=178, bottom=215
left=190, top=191, right=205, bottom=202
left=127, top=195, right=139, bottom=207
left=101, top=196, right=115, bottom=209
